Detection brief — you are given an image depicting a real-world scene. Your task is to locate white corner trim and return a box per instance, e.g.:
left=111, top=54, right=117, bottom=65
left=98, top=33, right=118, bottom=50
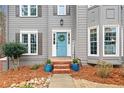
left=88, top=26, right=99, bottom=56
left=103, top=25, right=120, bottom=57
left=121, top=27, right=123, bottom=56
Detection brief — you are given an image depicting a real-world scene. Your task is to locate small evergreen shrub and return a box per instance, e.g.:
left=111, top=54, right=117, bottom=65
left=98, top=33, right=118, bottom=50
left=31, top=64, right=40, bottom=70
left=46, top=59, right=51, bottom=64
left=96, top=60, right=113, bottom=78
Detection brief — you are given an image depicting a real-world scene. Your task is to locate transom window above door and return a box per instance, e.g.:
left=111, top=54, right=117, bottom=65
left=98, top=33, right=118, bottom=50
left=20, top=5, right=38, bottom=17
left=57, top=5, right=66, bottom=15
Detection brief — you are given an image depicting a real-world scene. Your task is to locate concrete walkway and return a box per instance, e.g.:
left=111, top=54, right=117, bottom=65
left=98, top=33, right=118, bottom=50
left=49, top=74, right=75, bottom=88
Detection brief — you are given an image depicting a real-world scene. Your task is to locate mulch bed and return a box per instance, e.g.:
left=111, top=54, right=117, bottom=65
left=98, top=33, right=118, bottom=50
left=0, top=65, right=124, bottom=87
left=0, top=65, right=52, bottom=88
left=71, top=65, right=124, bottom=86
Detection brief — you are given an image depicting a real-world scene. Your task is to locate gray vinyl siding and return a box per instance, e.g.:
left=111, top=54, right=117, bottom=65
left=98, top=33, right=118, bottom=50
left=7, top=5, right=124, bottom=66
left=8, top=5, right=48, bottom=66
left=88, top=5, right=123, bottom=65
left=8, top=5, right=77, bottom=66
left=75, top=6, right=88, bottom=64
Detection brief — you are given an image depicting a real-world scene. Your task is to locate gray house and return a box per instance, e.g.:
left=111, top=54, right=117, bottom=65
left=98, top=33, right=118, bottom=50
left=6, top=5, right=124, bottom=67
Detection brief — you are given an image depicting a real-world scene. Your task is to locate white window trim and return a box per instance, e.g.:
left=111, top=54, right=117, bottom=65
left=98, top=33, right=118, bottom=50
left=20, top=5, right=38, bottom=17
left=57, top=5, right=66, bottom=15
left=20, top=30, right=38, bottom=55
left=103, top=25, right=120, bottom=57
left=88, top=26, right=99, bottom=56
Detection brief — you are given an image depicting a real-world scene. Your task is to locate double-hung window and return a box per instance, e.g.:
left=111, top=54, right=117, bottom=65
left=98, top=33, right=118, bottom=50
left=57, top=5, right=66, bottom=15
left=20, top=30, right=38, bottom=55
left=103, top=25, right=119, bottom=56
left=20, top=5, right=38, bottom=17
left=88, top=26, right=99, bottom=56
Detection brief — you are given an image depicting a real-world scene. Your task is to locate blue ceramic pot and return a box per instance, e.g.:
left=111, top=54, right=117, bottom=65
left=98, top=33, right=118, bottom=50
left=71, top=64, right=79, bottom=71
left=44, top=64, right=53, bottom=72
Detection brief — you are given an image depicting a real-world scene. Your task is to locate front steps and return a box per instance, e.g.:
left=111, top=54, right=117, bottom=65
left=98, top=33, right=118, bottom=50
left=51, top=58, right=72, bottom=74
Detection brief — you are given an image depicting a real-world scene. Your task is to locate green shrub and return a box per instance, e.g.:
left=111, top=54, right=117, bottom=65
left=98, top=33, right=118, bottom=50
left=72, top=58, right=81, bottom=64
left=2, top=42, right=27, bottom=69
left=46, top=59, right=51, bottom=64
left=96, top=60, right=113, bottom=78
left=20, top=84, right=34, bottom=88
left=31, top=64, right=40, bottom=70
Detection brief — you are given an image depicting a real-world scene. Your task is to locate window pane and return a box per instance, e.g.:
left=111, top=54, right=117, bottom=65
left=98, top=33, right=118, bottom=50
left=58, top=5, right=66, bottom=15
left=22, top=34, right=28, bottom=53
left=90, top=28, right=97, bottom=54
left=30, top=34, right=37, bottom=53
left=21, top=5, right=28, bottom=16
left=53, top=33, right=55, bottom=44
left=30, top=5, right=36, bottom=16
left=68, top=33, right=70, bottom=44
left=104, top=27, right=116, bottom=54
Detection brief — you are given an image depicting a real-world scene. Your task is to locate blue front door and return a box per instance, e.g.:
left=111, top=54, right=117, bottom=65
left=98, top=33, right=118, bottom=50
left=56, top=32, right=67, bottom=56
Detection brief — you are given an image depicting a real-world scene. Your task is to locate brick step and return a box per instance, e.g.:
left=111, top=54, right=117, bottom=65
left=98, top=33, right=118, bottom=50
left=53, top=64, right=70, bottom=67
left=52, top=68, right=71, bottom=74
left=53, top=64, right=70, bottom=69
left=52, top=61, right=71, bottom=65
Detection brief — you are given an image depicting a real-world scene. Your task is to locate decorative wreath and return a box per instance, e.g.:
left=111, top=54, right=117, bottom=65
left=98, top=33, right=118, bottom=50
left=58, top=35, right=65, bottom=41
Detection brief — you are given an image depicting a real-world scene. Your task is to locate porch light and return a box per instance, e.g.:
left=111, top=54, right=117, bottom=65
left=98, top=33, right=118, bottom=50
left=60, top=19, right=64, bottom=26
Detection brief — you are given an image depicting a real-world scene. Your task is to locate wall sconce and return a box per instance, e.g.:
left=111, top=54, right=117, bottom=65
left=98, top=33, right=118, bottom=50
left=60, top=19, right=64, bottom=26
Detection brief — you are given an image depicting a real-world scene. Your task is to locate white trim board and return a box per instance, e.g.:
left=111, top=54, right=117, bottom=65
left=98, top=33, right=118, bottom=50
left=52, top=29, right=71, bottom=57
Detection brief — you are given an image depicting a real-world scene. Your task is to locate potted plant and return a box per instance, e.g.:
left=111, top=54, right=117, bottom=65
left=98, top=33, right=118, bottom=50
left=71, top=58, right=80, bottom=71
left=44, top=59, right=53, bottom=72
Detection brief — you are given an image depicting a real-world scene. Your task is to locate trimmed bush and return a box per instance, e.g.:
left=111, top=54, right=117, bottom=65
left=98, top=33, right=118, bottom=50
left=96, top=60, right=113, bottom=78
left=2, top=42, right=27, bottom=69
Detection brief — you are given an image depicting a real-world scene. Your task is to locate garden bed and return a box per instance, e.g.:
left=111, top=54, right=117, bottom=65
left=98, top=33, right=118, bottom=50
left=0, top=65, right=52, bottom=88
left=71, top=65, right=124, bottom=86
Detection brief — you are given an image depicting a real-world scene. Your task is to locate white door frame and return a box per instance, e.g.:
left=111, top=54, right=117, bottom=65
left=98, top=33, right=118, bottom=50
left=52, top=29, right=71, bottom=56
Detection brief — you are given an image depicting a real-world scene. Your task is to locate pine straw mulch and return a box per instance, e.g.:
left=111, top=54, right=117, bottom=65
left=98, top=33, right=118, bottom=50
left=71, top=65, right=124, bottom=86
left=0, top=65, right=52, bottom=88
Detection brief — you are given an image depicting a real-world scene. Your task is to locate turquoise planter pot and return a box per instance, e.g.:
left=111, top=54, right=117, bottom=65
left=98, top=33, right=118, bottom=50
left=71, top=64, right=79, bottom=71
left=44, top=64, right=53, bottom=72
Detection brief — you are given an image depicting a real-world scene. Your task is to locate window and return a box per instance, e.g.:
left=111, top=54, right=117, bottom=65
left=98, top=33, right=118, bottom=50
left=57, top=5, right=66, bottom=15
left=88, top=26, right=99, bottom=56
left=103, top=25, right=119, bottom=56
left=53, top=33, right=55, bottom=45
left=20, top=5, right=38, bottom=17
left=20, top=31, right=38, bottom=55
left=68, top=33, right=70, bottom=44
